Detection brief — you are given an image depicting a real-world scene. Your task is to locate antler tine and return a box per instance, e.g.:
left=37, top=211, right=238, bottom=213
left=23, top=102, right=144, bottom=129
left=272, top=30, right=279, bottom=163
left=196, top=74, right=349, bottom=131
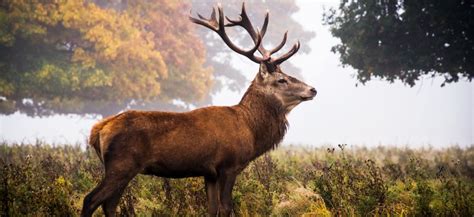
left=271, top=41, right=300, bottom=65
left=189, top=7, right=218, bottom=31
left=224, top=2, right=245, bottom=26
left=225, top=3, right=258, bottom=40
left=260, top=12, right=269, bottom=39
left=269, top=31, right=288, bottom=55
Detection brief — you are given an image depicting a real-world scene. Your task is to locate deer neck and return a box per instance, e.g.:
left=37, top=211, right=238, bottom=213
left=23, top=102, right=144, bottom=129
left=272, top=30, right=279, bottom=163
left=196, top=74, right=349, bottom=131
left=238, top=84, right=288, bottom=156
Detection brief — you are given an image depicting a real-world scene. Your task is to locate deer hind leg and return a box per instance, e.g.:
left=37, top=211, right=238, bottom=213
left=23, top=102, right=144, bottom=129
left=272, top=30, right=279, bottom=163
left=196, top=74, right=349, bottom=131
left=101, top=184, right=127, bottom=217
left=81, top=154, right=139, bottom=217
left=81, top=171, right=136, bottom=217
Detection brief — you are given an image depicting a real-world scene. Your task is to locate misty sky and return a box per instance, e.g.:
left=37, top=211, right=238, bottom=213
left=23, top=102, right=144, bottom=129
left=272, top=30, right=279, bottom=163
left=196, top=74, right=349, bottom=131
left=1, top=0, right=472, bottom=147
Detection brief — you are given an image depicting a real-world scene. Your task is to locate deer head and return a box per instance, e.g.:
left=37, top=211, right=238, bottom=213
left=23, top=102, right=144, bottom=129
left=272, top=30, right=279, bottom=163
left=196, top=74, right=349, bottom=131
left=190, top=3, right=316, bottom=112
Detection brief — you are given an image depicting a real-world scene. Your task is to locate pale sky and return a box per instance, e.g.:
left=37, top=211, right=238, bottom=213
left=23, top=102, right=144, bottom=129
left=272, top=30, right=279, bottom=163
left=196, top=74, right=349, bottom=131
left=1, top=0, right=472, bottom=147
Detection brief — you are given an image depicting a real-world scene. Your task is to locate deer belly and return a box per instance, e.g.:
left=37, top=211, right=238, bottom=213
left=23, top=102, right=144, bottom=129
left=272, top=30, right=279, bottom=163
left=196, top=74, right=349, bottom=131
left=141, top=162, right=215, bottom=178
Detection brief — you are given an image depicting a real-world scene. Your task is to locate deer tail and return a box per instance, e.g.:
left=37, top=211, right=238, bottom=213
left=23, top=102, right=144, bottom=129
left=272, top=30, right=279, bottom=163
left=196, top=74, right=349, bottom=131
left=88, top=114, right=118, bottom=163
left=89, top=122, right=104, bottom=163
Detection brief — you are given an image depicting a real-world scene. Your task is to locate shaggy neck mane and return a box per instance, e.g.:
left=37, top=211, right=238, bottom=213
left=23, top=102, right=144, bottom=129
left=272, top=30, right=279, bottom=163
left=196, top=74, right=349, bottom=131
left=238, top=82, right=288, bottom=156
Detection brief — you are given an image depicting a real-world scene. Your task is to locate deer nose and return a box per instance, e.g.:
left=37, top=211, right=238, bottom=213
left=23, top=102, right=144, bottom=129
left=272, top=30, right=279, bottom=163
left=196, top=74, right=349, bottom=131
left=310, top=87, right=317, bottom=95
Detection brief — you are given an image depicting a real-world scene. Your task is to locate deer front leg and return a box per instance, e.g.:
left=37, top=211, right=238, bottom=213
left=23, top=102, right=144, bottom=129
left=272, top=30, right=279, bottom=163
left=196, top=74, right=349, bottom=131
left=205, top=176, right=219, bottom=216
left=218, top=172, right=237, bottom=217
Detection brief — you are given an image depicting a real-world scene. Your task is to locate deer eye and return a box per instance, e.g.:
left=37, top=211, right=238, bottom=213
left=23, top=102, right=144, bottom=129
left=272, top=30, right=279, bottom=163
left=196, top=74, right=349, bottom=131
left=278, top=79, right=287, bottom=84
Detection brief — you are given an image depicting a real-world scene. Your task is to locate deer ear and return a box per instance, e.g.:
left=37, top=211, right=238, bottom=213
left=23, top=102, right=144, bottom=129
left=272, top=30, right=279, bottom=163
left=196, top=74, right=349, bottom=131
left=258, top=63, right=269, bottom=79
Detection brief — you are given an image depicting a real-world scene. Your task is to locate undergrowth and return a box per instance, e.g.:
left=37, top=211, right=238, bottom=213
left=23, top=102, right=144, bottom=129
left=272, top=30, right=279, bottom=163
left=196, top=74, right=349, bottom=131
left=1, top=142, right=473, bottom=216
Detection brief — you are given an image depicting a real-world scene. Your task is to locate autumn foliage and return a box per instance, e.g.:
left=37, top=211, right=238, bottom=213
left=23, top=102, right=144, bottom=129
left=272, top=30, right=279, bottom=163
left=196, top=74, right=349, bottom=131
left=0, top=0, right=211, bottom=116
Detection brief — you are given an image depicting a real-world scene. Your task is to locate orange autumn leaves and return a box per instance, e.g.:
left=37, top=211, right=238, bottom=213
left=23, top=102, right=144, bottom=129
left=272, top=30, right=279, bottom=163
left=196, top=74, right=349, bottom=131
left=0, top=0, right=211, bottom=115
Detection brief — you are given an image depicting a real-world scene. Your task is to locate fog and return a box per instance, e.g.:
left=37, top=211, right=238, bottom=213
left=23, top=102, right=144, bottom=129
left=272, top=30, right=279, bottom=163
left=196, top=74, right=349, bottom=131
left=1, top=0, right=472, bottom=147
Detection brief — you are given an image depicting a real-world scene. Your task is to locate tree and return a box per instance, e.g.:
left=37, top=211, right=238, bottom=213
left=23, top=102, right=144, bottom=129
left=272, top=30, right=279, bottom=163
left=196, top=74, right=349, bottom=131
left=0, top=0, right=211, bottom=116
left=324, top=0, right=473, bottom=86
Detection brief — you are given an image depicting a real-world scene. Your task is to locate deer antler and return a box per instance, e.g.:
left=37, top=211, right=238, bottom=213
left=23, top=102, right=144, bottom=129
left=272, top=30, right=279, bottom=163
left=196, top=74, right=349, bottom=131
left=190, top=4, right=266, bottom=63
left=190, top=3, right=300, bottom=67
left=224, top=3, right=269, bottom=58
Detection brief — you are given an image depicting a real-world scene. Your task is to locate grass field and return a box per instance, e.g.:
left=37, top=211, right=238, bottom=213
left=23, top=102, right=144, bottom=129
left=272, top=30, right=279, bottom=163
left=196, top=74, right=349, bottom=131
left=1, top=142, right=473, bottom=216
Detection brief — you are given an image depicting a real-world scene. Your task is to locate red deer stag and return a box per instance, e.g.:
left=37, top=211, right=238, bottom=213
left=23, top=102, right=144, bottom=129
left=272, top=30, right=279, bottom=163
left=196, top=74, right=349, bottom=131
left=81, top=3, right=317, bottom=217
